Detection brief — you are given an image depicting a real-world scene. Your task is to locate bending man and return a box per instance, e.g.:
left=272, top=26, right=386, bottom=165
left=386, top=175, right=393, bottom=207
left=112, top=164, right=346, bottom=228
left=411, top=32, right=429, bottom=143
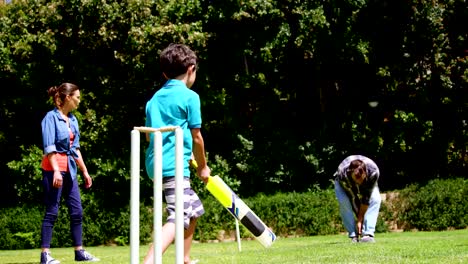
left=334, top=155, right=381, bottom=243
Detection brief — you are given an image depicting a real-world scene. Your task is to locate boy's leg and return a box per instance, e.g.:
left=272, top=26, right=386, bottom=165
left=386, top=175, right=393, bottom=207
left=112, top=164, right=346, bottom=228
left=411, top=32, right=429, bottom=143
left=144, top=177, right=203, bottom=264
left=162, top=222, right=177, bottom=252
left=184, top=218, right=198, bottom=264
left=142, top=244, right=154, bottom=264
left=334, top=180, right=357, bottom=238
left=362, top=187, right=382, bottom=237
left=143, top=222, right=176, bottom=264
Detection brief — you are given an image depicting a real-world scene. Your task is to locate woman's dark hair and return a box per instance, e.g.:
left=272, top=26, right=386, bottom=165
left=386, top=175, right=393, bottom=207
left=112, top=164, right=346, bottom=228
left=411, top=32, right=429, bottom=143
left=47, top=83, right=79, bottom=107
left=160, top=43, right=197, bottom=79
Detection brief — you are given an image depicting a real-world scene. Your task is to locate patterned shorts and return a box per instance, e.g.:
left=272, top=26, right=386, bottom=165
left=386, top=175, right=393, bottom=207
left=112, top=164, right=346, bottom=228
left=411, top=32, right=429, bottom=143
left=163, top=177, right=205, bottom=229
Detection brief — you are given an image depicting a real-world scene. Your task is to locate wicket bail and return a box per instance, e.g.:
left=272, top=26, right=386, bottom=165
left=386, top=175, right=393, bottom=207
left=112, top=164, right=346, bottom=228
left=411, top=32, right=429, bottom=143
left=130, top=126, right=185, bottom=264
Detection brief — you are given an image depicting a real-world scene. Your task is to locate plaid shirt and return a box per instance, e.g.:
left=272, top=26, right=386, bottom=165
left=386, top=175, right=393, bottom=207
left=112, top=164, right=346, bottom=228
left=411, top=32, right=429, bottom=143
left=334, top=155, right=380, bottom=214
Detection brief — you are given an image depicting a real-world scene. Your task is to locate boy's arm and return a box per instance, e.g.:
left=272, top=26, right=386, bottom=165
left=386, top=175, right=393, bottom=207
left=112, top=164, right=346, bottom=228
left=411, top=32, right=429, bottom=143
left=190, top=128, right=210, bottom=183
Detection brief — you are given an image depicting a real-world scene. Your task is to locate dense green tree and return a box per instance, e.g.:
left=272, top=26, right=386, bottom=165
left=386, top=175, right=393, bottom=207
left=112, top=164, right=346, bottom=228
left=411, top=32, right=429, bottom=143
left=0, top=0, right=466, bottom=208
left=0, top=0, right=210, bottom=206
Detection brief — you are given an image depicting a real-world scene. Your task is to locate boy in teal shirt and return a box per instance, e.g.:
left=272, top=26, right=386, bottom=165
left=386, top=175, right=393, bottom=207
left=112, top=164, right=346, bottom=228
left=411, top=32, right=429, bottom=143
left=143, top=43, right=211, bottom=264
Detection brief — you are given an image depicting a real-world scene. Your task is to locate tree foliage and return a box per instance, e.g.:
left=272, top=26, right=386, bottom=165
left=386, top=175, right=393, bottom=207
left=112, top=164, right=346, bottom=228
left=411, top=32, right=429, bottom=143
left=0, top=0, right=466, bottom=207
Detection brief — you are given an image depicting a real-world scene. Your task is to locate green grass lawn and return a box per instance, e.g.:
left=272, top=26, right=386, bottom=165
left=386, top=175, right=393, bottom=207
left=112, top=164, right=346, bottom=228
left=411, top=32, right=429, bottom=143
left=1, top=229, right=467, bottom=263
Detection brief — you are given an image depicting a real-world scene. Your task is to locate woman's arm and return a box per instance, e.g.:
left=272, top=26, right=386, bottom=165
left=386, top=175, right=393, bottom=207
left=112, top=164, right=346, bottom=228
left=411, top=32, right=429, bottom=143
left=75, top=149, right=92, bottom=188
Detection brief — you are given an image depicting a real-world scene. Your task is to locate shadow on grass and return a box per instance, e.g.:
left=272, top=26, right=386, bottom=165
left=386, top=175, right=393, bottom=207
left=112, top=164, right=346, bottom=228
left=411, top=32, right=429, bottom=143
left=325, top=242, right=342, bottom=245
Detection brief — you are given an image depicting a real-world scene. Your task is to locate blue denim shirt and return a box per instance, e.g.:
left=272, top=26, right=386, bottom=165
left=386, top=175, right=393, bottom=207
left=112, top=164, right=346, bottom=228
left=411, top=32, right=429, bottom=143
left=41, top=108, right=81, bottom=180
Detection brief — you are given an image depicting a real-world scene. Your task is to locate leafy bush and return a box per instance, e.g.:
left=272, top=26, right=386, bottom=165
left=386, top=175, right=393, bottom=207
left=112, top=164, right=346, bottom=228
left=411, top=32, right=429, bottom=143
left=376, top=202, right=391, bottom=233
left=195, top=195, right=241, bottom=242
left=0, top=206, right=42, bottom=249
left=248, top=190, right=342, bottom=236
left=6, top=145, right=44, bottom=205
left=1, top=178, right=466, bottom=249
left=194, top=188, right=344, bottom=242
left=0, top=202, right=153, bottom=249
left=395, top=178, right=468, bottom=231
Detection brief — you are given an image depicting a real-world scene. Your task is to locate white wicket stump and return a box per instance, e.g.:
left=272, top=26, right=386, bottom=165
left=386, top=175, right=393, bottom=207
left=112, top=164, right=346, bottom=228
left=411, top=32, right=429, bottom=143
left=131, top=126, right=185, bottom=264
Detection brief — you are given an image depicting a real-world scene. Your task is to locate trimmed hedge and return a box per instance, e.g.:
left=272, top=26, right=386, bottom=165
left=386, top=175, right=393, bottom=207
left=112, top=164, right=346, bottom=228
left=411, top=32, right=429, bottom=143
left=381, top=178, right=468, bottom=231
left=195, top=189, right=343, bottom=242
left=0, top=178, right=465, bottom=249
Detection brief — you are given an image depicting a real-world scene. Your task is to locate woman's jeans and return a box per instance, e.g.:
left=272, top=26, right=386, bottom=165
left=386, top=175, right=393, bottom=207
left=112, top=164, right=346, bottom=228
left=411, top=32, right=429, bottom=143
left=41, top=171, right=83, bottom=248
left=334, top=180, right=381, bottom=238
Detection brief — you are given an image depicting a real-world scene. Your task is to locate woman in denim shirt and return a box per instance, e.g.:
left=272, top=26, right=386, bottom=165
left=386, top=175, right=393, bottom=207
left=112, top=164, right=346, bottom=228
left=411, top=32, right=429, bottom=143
left=40, top=83, right=99, bottom=264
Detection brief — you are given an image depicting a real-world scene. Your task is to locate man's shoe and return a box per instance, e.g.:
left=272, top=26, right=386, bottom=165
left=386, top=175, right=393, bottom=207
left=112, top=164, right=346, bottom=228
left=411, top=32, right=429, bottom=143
left=351, top=236, right=359, bottom=243
left=41, top=252, right=60, bottom=264
left=361, top=235, right=375, bottom=243
left=75, top=249, right=100, bottom=262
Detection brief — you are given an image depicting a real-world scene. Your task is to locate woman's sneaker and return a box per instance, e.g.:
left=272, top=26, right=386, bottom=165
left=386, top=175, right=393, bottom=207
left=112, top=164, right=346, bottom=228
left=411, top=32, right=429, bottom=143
left=75, top=249, right=100, bottom=262
left=40, top=252, right=60, bottom=264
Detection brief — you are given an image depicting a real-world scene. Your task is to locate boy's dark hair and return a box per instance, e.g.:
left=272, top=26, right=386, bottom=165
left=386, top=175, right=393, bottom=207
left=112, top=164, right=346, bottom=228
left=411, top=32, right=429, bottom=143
left=160, top=43, right=197, bottom=79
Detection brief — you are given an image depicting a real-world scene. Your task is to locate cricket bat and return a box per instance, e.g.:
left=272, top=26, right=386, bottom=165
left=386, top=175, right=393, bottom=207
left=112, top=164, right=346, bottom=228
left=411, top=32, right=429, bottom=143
left=191, top=160, right=277, bottom=248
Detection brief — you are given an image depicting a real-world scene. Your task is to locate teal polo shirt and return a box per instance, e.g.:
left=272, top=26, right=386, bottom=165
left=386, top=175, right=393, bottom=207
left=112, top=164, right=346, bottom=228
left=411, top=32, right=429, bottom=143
left=144, top=79, right=202, bottom=178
